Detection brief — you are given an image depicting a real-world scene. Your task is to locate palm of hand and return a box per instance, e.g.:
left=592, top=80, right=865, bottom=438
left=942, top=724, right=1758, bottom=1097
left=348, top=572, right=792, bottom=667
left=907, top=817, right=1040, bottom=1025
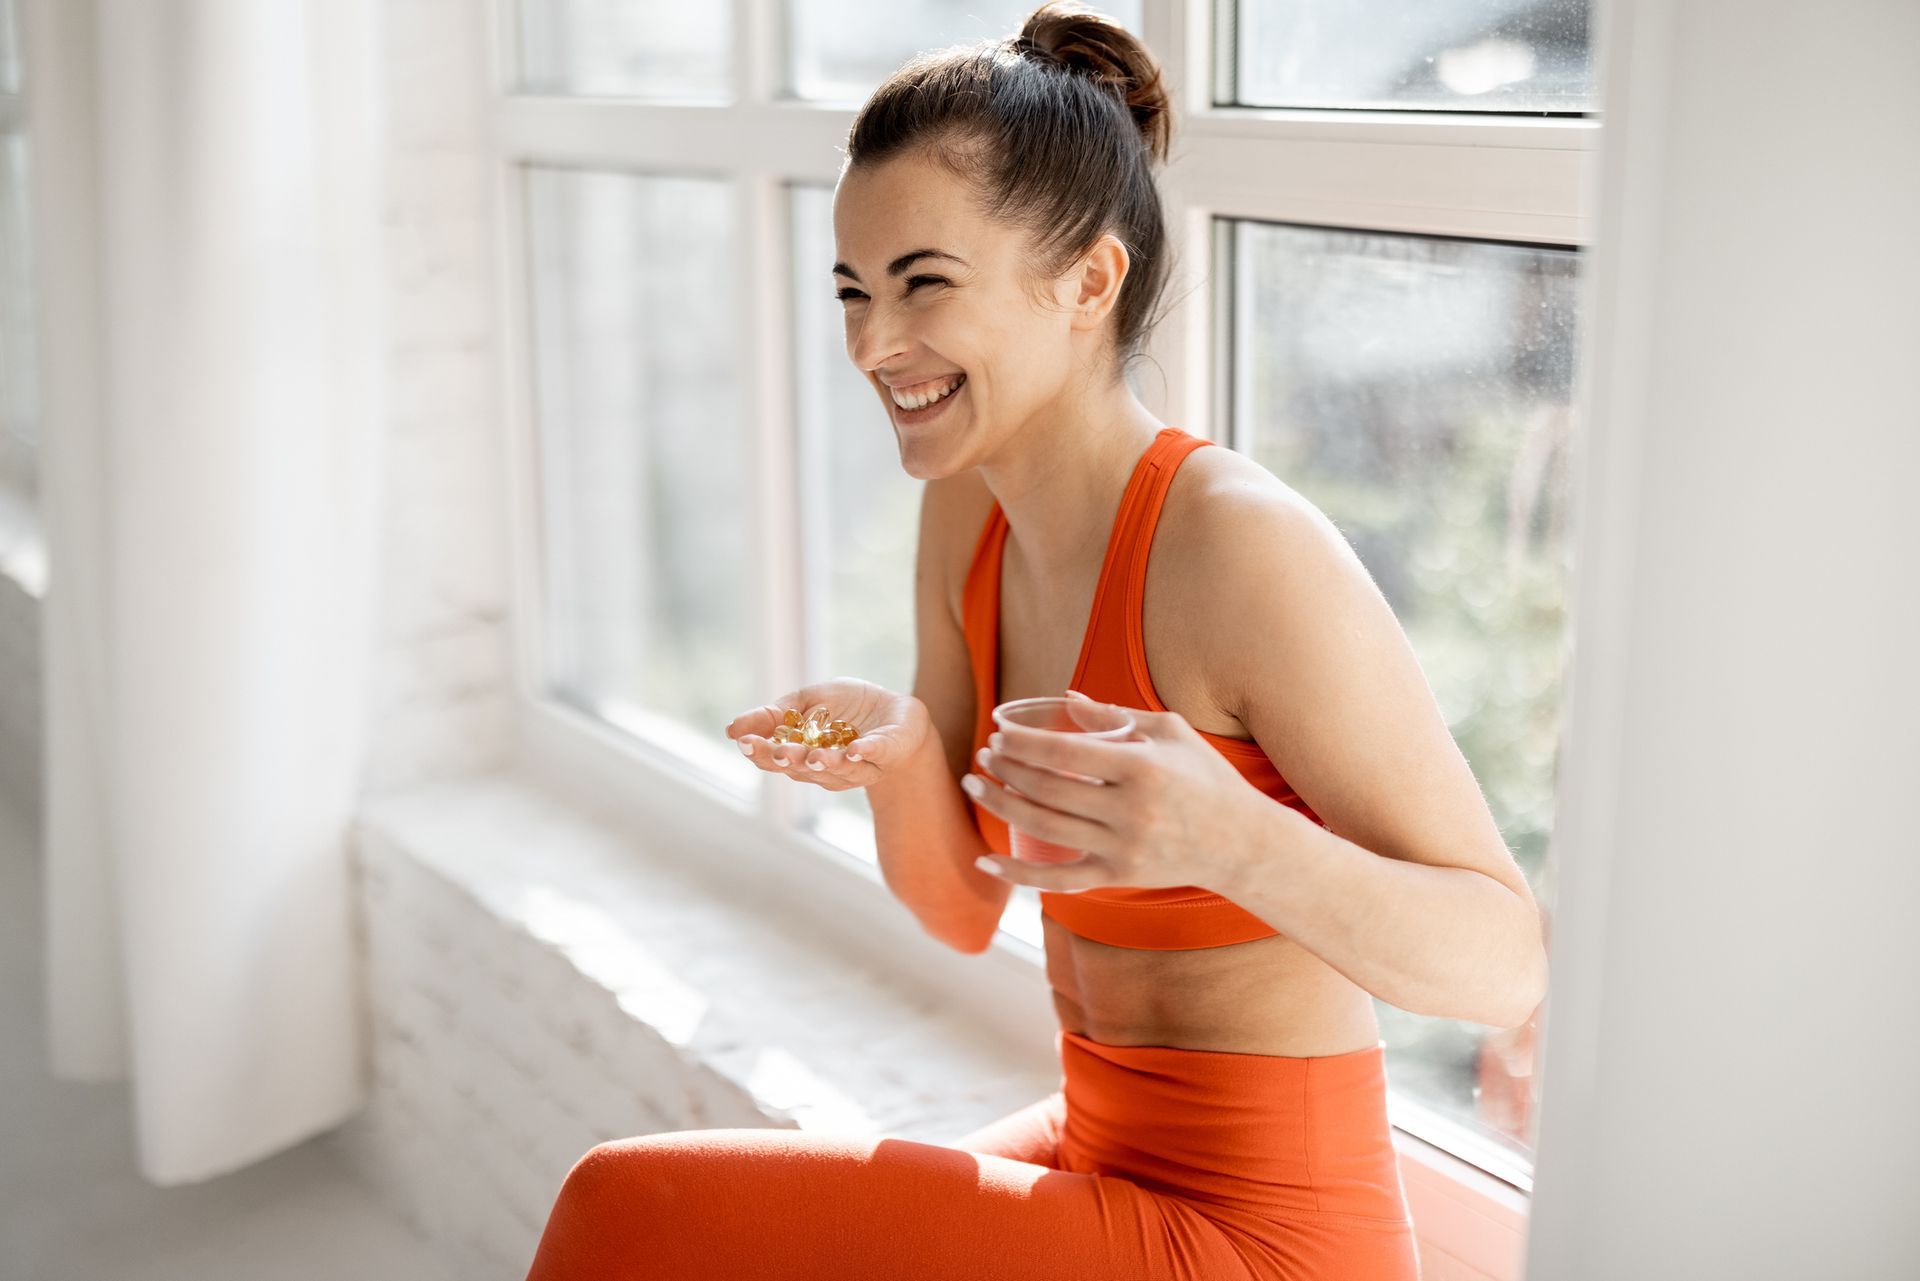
left=725, top=677, right=928, bottom=788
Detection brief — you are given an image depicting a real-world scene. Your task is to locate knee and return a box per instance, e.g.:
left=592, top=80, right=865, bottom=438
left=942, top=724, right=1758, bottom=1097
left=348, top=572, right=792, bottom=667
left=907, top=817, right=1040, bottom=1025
left=549, top=1134, right=716, bottom=1221
left=556, top=1137, right=665, bottom=1202
left=531, top=1138, right=682, bottom=1269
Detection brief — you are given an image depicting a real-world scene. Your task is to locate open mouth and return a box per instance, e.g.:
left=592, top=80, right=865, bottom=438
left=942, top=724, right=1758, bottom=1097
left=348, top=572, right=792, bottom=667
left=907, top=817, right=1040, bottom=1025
left=891, top=373, right=967, bottom=424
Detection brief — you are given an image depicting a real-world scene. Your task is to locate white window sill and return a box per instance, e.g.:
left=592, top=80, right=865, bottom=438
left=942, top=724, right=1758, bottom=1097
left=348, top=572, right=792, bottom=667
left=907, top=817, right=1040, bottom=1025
left=355, top=768, right=1064, bottom=1143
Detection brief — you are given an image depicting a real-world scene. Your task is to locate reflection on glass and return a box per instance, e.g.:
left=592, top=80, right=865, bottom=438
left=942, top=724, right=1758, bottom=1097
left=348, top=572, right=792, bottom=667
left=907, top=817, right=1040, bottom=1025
left=1227, top=218, right=1579, bottom=1177
left=518, top=0, right=730, bottom=101
left=787, top=0, right=1142, bottom=103
left=524, top=166, right=753, bottom=775
left=1225, top=0, right=1593, bottom=112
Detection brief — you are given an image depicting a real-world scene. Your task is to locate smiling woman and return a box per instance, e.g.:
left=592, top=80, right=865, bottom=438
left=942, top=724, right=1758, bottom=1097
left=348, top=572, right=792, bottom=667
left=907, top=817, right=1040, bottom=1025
left=526, top=5, right=1426, bottom=1280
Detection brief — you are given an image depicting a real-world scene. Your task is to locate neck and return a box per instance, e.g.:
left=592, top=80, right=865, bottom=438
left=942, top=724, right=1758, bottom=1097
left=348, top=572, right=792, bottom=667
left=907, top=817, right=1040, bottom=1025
left=977, top=377, right=1167, bottom=585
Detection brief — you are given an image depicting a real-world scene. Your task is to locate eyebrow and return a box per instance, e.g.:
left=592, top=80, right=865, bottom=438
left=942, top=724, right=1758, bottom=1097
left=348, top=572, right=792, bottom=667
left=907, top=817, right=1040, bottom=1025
left=830, top=248, right=970, bottom=284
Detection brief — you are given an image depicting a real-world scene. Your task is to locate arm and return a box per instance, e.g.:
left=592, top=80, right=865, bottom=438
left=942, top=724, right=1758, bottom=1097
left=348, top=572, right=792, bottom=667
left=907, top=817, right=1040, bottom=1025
left=1208, top=487, right=1549, bottom=1029
left=869, top=475, right=1011, bottom=954
left=867, top=719, right=1007, bottom=954
left=1215, top=806, right=1547, bottom=1028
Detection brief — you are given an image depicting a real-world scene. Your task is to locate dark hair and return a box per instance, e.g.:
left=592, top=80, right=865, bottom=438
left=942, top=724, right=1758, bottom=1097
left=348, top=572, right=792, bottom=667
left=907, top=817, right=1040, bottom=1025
left=842, top=3, right=1175, bottom=382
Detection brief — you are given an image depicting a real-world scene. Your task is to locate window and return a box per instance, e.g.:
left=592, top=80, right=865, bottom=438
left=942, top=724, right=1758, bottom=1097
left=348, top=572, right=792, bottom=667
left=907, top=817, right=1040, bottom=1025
left=516, top=1, right=731, bottom=101
left=499, top=0, right=1596, bottom=1226
left=787, top=0, right=1141, bottom=103
left=521, top=166, right=755, bottom=784
left=1223, top=218, right=1578, bottom=1184
left=1220, top=0, right=1593, bottom=113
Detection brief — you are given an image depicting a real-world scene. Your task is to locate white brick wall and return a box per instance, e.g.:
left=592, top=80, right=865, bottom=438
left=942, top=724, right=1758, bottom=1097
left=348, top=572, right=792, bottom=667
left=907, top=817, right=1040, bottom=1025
left=360, top=0, right=515, bottom=800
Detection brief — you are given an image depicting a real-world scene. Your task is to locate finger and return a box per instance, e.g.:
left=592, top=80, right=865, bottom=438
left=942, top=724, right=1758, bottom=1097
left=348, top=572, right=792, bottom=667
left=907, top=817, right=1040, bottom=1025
left=730, top=702, right=796, bottom=740
left=962, top=770, right=1115, bottom=856
left=974, top=745, right=1121, bottom=824
left=737, top=734, right=799, bottom=772
left=994, top=721, right=1140, bottom=783
left=771, top=741, right=813, bottom=770
left=842, top=731, right=891, bottom=767
left=801, top=745, right=848, bottom=773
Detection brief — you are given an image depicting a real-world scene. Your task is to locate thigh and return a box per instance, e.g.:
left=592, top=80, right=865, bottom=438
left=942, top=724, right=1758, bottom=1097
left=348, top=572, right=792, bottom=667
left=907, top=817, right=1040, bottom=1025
left=949, top=1091, right=1066, bottom=1169
left=524, top=1126, right=1259, bottom=1281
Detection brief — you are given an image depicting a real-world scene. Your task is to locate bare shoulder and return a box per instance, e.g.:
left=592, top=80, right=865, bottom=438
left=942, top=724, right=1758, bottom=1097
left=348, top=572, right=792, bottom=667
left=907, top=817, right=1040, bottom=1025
left=1155, top=442, right=1352, bottom=719
left=1163, top=438, right=1539, bottom=931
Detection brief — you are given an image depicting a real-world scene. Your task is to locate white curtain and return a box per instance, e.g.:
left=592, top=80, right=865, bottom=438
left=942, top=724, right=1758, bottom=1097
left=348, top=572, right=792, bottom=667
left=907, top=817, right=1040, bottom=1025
left=33, top=0, right=386, bottom=1184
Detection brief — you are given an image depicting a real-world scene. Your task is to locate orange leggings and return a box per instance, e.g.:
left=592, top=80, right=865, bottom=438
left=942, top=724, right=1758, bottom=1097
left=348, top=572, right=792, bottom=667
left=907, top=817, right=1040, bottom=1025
left=523, top=1028, right=1420, bottom=1280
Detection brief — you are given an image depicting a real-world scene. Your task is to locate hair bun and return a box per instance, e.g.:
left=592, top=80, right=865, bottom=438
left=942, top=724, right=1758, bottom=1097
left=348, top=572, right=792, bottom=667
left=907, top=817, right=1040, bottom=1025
left=1014, top=3, right=1171, bottom=164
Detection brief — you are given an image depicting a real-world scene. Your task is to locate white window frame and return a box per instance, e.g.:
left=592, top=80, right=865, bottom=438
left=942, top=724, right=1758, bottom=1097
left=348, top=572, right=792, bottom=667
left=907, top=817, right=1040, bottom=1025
left=488, top=3, right=1591, bottom=1272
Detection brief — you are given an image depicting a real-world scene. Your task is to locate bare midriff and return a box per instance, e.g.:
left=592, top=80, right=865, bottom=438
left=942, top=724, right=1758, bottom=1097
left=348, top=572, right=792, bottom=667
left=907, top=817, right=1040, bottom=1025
left=1044, top=915, right=1383, bottom=1057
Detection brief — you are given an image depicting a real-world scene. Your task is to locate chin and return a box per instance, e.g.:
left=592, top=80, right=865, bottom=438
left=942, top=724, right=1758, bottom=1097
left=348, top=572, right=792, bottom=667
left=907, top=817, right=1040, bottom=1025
left=895, top=434, right=970, bottom=481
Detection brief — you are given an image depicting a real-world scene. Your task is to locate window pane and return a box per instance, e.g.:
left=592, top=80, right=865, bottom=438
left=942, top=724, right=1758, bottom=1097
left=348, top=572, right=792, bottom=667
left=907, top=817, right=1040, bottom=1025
left=1226, top=219, right=1579, bottom=1181
left=787, top=0, right=1142, bottom=104
left=518, top=0, right=730, bottom=102
left=1225, top=0, right=1593, bottom=113
left=524, top=166, right=754, bottom=778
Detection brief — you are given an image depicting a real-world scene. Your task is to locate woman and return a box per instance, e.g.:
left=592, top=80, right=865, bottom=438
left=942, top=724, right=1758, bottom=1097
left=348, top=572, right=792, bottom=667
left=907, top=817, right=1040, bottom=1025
left=526, top=4, right=1548, bottom=1278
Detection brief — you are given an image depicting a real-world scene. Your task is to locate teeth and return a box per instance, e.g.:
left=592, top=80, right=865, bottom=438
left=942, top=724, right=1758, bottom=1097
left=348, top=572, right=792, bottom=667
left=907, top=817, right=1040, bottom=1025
left=891, top=374, right=963, bottom=410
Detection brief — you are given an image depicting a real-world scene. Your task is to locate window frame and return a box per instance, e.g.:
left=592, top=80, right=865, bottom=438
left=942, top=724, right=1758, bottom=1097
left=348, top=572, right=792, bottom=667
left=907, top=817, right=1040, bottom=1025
left=488, top=2, right=1593, bottom=1267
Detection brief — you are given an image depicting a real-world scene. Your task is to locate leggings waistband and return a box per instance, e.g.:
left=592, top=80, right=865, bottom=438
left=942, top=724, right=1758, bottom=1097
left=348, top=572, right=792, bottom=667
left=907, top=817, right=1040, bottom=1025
left=1054, top=1029, right=1412, bottom=1225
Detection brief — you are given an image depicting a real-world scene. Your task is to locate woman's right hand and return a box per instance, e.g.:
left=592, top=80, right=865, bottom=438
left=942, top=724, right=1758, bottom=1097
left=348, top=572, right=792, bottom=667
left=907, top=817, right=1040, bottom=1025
left=724, top=678, right=932, bottom=792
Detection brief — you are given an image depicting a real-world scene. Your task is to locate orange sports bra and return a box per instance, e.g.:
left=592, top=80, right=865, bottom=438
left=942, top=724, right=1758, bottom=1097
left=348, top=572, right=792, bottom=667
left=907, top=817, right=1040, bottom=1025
left=961, top=425, right=1329, bottom=951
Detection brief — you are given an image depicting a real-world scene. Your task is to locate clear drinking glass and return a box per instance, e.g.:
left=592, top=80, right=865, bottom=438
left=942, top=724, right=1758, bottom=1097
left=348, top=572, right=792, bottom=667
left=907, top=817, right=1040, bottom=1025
left=988, top=696, right=1136, bottom=865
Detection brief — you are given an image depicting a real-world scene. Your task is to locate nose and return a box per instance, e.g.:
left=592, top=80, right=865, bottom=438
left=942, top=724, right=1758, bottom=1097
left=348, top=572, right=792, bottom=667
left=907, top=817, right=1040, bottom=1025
left=846, top=303, right=909, bottom=379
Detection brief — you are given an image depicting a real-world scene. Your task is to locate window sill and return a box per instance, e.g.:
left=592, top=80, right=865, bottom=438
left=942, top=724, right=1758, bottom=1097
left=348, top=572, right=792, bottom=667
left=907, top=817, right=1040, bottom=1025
left=354, top=768, right=1064, bottom=1144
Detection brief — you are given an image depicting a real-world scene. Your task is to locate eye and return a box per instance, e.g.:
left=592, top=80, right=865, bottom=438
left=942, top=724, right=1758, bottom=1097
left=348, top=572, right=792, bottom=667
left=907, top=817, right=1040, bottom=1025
left=834, top=275, right=950, bottom=303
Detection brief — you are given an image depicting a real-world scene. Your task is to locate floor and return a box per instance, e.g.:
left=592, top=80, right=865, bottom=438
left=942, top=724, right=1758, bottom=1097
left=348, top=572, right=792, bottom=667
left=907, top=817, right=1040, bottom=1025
left=0, top=798, right=457, bottom=1281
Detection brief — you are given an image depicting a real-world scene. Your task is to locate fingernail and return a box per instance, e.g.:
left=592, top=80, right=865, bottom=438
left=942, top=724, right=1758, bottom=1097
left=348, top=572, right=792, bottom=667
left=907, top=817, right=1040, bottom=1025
left=962, top=774, right=984, bottom=796
left=974, top=855, right=1004, bottom=876
left=808, top=758, right=824, bottom=770
left=847, top=751, right=862, bottom=761
left=739, top=738, right=754, bottom=755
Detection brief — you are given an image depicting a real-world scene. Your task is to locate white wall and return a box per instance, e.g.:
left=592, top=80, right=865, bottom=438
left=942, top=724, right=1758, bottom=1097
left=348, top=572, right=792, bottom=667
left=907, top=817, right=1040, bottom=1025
left=1526, top=1, right=1920, bottom=1277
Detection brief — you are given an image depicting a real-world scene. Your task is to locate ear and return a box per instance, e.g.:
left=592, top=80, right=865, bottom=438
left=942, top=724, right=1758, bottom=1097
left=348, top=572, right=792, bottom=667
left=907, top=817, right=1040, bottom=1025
left=1069, top=233, right=1131, bottom=333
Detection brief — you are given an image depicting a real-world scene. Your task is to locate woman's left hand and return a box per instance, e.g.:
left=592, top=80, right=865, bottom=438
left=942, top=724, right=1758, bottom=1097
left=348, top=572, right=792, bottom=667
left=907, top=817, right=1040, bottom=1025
left=963, top=690, right=1266, bottom=894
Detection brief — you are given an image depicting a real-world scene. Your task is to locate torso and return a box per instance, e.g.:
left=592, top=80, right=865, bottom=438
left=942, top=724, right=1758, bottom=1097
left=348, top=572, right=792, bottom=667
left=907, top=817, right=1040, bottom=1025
left=951, top=438, right=1382, bottom=1058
